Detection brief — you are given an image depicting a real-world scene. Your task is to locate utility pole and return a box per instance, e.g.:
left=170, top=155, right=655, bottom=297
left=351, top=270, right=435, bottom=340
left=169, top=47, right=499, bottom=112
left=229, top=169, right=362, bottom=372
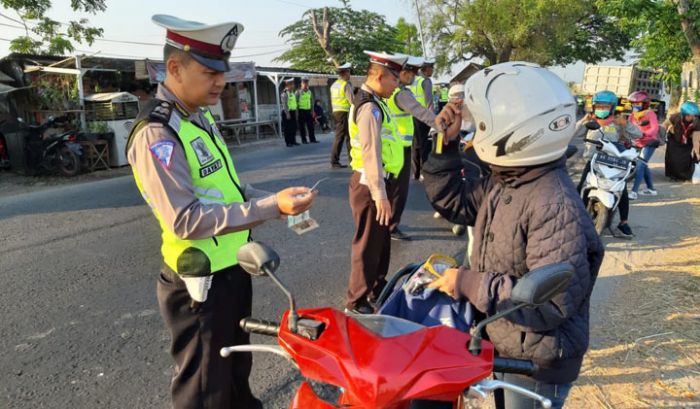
left=413, top=0, right=428, bottom=56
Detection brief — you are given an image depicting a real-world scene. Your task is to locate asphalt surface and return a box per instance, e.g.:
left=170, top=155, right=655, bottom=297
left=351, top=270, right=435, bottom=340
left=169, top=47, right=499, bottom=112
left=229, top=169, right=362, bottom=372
left=0, top=132, right=466, bottom=408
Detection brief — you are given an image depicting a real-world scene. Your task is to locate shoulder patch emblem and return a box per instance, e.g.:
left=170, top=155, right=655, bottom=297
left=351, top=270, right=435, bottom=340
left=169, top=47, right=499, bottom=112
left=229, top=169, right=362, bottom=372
left=190, top=137, right=215, bottom=165
left=149, top=140, right=175, bottom=169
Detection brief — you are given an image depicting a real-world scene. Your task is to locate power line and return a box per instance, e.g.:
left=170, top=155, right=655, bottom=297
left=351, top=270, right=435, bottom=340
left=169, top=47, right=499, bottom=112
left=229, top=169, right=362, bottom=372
left=0, top=18, right=287, bottom=50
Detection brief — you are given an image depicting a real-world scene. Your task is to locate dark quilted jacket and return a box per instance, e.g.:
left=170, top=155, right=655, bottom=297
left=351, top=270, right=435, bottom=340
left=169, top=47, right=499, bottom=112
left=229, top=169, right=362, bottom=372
left=422, top=141, right=604, bottom=383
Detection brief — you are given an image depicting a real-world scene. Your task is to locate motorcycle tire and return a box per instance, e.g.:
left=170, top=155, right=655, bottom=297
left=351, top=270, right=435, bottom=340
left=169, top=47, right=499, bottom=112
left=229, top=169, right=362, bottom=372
left=587, top=199, right=608, bottom=235
left=57, top=145, right=81, bottom=177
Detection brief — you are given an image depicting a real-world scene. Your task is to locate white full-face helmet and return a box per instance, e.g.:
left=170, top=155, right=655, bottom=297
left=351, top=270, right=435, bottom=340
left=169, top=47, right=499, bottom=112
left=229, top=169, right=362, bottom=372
left=463, top=61, right=576, bottom=167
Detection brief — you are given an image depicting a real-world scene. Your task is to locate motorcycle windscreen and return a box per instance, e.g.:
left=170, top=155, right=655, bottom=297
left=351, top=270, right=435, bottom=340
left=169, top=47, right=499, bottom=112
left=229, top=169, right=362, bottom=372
left=351, top=315, right=426, bottom=337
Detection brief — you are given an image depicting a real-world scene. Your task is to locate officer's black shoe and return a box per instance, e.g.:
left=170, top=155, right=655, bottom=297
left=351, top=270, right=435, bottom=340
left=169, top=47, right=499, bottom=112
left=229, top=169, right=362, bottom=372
left=311, top=140, right=320, bottom=143
left=302, top=140, right=309, bottom=144
left=292, top=142, right=300, bottom=146
left=390, top=228, right=411, bottom=241
left=344, top=305, right=374, bottom=315
left=331, top=163, right=348, bottom=169
left=286, top=144, right=293, bottom=147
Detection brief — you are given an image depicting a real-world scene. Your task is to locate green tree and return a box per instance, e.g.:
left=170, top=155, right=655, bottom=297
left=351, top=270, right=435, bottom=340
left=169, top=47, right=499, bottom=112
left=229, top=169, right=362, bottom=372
left=395, top=17, right=422, bottom=56
left=1, top=0, right=106, bottom=55
left=598, top=0, right=700, bottom=104
left=419, top=0, right=629, bottom=72
left=275, top=2, right=401, bottom=73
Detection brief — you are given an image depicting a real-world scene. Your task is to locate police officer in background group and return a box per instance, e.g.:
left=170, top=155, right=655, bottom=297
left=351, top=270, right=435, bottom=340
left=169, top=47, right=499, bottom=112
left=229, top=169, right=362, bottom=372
left=296, top=77, right=318, bottom=144
left=281, top=78, right=299, bottom=147
left=438, top=82, right=449, bottom=111
left=409, top=58, right=435, bottom=180
left=385, top=55, right=438, bottom=241
left=330, top=63, right=354, bottom=168
left=344, top=51, right=407, bottom=314
left=127, top=14, right=316, bottom=409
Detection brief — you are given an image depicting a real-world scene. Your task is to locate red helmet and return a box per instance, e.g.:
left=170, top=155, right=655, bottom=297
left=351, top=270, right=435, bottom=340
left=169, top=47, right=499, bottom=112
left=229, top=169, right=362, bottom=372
left=628, top=90, right=651, bottom=109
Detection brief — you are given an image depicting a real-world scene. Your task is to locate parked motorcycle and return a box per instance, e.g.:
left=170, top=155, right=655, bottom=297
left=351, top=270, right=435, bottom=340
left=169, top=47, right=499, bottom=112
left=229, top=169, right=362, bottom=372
left=580, top=121, right=645, bottom=235
left=20, top=116, right=82, bottom=176
left=221, top=241, right=573, bottom=409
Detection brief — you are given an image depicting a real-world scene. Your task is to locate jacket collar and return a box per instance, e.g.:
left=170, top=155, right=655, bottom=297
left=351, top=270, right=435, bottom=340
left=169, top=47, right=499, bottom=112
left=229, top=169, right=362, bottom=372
left=489, top=156, right=566, bottom=188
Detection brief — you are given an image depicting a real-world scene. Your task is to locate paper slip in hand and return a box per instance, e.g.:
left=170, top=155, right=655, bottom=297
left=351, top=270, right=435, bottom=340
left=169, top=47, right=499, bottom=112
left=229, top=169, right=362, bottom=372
left=287, top=210, right=319, bottom=235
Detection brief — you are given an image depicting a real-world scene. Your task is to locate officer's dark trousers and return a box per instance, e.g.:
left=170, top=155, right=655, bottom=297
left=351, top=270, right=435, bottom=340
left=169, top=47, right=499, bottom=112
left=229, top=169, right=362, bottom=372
left=282, top=111, right=297, bottom=146
left=297, top=109, right=316, bottom=143
left=331, top=111, right=350, bottom=164
left=157, top=265, right=258, bottom=409
left=389, top=146, right=412, bottom=233
left=346, top=171, right=395, bottom=310
left=411, top=119, right=431, bottom=179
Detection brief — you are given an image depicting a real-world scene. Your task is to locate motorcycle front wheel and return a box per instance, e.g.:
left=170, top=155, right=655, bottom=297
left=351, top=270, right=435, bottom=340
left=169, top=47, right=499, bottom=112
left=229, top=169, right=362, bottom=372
left=57, top=145, right=81, bottom=176
left=586, top=199, right=608, bottom=235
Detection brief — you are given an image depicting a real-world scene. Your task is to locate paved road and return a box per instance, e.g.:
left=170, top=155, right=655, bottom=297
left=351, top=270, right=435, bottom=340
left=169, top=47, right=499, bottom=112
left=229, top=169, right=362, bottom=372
left=0, top=133, right=466, bottom=408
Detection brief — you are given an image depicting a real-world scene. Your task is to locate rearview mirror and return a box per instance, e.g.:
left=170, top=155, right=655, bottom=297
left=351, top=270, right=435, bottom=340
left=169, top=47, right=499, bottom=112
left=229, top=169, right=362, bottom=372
left=236, top=241, right=280, bottom=277
left=640, top=120, right=650, bottom=126
left=585, top=121, right=600, bottom=130
left=511, top=263, right=574, bottom=306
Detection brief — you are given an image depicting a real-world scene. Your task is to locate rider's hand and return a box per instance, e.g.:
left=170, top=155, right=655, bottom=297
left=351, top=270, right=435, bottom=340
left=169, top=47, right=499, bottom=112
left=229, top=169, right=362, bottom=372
left=276, top=187, right=316, bottom=216
left=375, top=198, right=392, bottom=226
left=615, top=114, right=627, bottom=126
left=428, top=267, right=460, bottom=299
left=435, top=101, right=463, bottom=142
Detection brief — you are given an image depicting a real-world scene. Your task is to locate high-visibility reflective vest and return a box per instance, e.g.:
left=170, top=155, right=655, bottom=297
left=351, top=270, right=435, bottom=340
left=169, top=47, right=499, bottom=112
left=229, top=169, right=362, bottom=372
left=331, top=79, right=351, bottom=112
left=386, top=86, right=414, bottom=147
left=131, top=109, right=249, bottom=276
left=287, top=91, right=297, bottom=111
left=349, top=91, right=404, bottom=177
left=440, top=86, right=449, bottom=102
left=408, top=76, right=427, bottom=108
left=298, top=90, right=312, bottom=110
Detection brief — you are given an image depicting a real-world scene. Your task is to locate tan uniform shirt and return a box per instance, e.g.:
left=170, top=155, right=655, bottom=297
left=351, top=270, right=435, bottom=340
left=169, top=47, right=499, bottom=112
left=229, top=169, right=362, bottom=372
left=344, top=82, right=354, bottom=107
left=422, top=76, right=433, bottom=110
left=395, top=88, right=436, bottom=128
left=356, top=84, right=387, bottom=201
left=127, top=84, right=280, bottom=240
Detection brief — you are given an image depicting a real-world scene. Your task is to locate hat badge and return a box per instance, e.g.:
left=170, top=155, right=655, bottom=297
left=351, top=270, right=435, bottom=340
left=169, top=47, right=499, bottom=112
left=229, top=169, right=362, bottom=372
left=221, top=26, right=239, bottom=52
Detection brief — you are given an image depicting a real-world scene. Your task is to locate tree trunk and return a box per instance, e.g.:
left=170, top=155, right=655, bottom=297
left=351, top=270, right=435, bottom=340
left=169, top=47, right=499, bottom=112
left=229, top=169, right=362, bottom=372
left=674, top=0, right=700, bottom=62
left=310, top=8, right=340, bottom=68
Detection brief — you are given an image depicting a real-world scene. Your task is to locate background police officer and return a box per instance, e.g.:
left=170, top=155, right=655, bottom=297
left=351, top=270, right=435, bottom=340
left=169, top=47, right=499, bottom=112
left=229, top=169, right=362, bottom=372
left=127, top=15, right=315, bottom=409
left=409, top=58, right=435, bottom=180
left=345, top=51, right=407, bottom=314
left=385, top=55, right=437, bottom=241
left=296, top=77, right=318, bottom=144
left=330, top=63, right=354, bottom=168
left=281, top=78, right=299, bottom=147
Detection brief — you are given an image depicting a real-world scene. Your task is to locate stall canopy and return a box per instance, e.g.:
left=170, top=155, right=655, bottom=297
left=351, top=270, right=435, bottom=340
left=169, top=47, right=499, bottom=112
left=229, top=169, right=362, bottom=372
left=144, top=61, right=256, bottom=84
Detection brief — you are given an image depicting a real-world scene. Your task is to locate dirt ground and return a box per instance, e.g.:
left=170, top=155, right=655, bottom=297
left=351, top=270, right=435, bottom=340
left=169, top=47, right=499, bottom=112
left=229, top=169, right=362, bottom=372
left=565, top=148, right=700, bottom=408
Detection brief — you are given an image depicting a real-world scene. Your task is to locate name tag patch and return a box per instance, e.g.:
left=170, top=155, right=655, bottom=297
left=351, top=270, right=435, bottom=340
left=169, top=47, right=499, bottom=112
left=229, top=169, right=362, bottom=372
left=200, top=159, right=222, bottom=177
left=191, top=137, right=215, bottom=165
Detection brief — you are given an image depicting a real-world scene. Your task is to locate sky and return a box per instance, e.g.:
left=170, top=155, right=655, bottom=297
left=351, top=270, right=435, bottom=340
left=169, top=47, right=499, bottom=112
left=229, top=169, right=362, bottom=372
left=0, top=0, right=631, bottom=83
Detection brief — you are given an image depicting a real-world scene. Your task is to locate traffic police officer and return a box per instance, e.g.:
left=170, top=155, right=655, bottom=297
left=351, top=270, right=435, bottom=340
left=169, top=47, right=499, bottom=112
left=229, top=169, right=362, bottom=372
left=438, top=82, right=449, bottom=111
left=296, top=76, right=318, bottom=144
left=345, top=51, right=407, bottom=313
left=330, top=62, right=354, bottom=168
left=281, top=78, right=299, bottom=147
left=408, top=57, right=435, bottom=180
left=126, top=15, right=316, bottom=409
left=385, top=55, right=437, bottom=241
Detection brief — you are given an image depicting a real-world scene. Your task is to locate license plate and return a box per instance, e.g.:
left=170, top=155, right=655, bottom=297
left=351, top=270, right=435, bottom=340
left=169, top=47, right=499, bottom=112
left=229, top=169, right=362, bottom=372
left=596, top=152, right=630, bottom=170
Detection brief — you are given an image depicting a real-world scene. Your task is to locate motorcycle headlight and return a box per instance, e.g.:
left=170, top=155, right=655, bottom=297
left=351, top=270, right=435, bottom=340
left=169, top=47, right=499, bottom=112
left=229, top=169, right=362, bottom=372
left=592, top=162, right=627, bottom=181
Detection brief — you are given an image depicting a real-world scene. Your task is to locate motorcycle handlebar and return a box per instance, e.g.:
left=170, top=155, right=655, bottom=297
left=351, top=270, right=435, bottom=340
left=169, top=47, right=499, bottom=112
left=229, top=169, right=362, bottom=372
left=240, top=317, right=280, bottom=337
left=584, top=138, right=603, bottom=147
left=493, top=357, right=538, bottom=376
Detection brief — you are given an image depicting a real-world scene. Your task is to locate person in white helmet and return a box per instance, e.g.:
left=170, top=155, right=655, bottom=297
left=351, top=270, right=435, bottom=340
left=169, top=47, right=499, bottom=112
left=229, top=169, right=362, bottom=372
left=425, top=62, right=605, bottom=409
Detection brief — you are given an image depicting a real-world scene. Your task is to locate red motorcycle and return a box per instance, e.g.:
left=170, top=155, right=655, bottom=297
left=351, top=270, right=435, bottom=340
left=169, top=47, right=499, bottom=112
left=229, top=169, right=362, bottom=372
left=222, top=242, right=573, bottom=409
